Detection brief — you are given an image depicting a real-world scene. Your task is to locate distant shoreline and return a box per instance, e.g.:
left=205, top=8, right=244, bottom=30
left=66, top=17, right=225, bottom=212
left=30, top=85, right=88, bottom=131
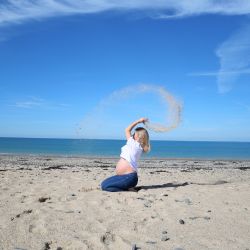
left=0, top=154, right=250, bottom=170
left=1, top=152, right=250, bottom=161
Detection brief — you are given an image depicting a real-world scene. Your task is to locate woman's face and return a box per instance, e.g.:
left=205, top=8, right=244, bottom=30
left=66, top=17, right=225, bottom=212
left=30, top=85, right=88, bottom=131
left=133, top=132, right=139, bottom=141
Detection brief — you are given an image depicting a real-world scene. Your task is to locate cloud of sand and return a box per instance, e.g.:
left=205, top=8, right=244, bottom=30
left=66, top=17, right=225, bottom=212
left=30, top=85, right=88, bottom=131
left=78, top=84, right=182, bottom=136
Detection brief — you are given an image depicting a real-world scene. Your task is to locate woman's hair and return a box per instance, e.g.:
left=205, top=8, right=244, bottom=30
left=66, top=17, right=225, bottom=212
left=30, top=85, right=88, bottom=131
left=134, top=127, right=150, bottom=153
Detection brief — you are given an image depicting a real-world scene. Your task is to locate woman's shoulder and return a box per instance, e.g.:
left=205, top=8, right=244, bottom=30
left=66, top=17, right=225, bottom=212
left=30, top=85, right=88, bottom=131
left=127, top=137, right=142, bottom=150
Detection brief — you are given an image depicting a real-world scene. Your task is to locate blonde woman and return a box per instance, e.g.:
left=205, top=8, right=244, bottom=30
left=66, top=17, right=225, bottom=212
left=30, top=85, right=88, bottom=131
left=101, top=118, right=150, bottom=192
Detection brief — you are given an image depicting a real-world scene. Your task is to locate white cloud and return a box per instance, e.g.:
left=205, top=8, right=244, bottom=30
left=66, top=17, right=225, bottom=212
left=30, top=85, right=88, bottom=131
left=188, top=69, right=250, bottom=77
left=216, top=23, right=250, bottom=93
left=10, top=96, right=70, bottom=109
left=0, top=0, right=250, bottom=27
left=13, top=97, right=45, bottom=108
left=189, top=23, right=250, bottom=93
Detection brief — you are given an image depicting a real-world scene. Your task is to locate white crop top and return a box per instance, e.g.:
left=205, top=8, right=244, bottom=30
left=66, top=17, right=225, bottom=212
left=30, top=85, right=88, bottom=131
left=120, top=136, right=143, bottom=171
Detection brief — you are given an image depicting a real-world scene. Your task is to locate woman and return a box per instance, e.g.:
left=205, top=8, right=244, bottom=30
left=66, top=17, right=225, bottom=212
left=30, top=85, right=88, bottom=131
left=101, top=118, right=150, bottom=192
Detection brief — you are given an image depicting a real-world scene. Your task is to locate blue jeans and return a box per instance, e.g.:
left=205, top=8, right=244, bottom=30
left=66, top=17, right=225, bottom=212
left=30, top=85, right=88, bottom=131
left=101, top=172, right=138, bottom=192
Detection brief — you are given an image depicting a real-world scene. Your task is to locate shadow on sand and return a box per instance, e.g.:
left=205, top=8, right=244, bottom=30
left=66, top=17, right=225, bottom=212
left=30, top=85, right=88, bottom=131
left=133, top=180, right=229, bottom=191
left=135, top=182, right=190, bottom=191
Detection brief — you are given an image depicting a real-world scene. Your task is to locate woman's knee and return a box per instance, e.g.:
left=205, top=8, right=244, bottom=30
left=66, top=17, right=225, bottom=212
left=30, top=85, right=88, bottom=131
left=100, top=180, right=108, bottom=191
left=101, top=178, right=115, bottom=191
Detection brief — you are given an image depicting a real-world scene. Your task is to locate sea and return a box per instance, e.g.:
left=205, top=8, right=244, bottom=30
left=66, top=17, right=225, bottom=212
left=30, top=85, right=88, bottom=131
left=0, top=137, right=250, bottom=160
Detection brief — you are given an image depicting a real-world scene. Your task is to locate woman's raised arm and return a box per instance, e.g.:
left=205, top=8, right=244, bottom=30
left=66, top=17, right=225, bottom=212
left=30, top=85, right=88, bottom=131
left=125, top=118, right=148, bottom=140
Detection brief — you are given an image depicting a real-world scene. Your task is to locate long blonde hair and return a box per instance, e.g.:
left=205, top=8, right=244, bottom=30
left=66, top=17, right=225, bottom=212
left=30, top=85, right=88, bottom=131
left=134, top=127, right=150, bottom=153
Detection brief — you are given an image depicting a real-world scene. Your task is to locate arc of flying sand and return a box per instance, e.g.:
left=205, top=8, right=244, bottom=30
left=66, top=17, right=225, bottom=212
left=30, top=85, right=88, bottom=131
left=138, top=84, right=182, bottom=132
left=109, top=84, right=183, bottom=133
left=77, top=84, right=182, bottom=135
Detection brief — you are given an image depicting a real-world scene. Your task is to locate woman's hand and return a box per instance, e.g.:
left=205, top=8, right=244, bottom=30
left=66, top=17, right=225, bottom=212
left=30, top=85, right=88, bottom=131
left=125, top=118, right=148, bottom=139
left=138, top=117, right=148, bottom=124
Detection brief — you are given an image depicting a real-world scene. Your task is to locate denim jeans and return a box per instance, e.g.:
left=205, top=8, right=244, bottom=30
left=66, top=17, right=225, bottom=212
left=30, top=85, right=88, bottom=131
left=101, top=172, right=138, bottom=192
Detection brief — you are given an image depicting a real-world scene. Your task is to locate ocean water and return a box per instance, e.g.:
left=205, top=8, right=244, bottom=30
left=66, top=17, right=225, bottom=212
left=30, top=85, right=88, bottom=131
left=0, top=137, right=250, bottom=160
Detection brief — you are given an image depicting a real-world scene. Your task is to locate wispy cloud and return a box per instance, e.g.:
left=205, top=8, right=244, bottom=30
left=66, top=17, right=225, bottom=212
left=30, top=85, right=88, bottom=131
left=10, top=96, right=70, bottom=110
left=189, top=23, right=250, bottom=93
left=216, top=23, right=250, bottom=93
left=0, top=0, right=250, bottom=27
left=13, top=97, right=44, bottom=108
left=188, top=69, right=250, bottom=77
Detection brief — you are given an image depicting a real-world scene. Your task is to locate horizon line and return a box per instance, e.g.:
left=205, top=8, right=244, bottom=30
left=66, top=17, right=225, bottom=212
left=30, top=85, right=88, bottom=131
left=0, top=136, right=249, bottom=143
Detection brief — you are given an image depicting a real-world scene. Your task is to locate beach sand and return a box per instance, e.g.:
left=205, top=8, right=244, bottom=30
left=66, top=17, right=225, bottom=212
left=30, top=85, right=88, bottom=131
left=0, top=155, right=249, bottom=250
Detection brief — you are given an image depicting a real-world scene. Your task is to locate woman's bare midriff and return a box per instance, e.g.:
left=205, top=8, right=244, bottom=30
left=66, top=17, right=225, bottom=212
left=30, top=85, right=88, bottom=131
left=116, top=158, right=136, bottom=175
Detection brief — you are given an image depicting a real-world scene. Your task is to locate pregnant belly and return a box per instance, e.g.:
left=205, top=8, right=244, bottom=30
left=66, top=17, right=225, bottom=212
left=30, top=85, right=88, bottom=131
left=116, top=158, right=135, bottom=175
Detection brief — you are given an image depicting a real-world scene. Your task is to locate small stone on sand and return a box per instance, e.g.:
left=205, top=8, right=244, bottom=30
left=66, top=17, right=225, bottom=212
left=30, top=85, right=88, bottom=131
left=179, top=219, right=185, bottom=224
left=38, top=197, right=50, bottom=203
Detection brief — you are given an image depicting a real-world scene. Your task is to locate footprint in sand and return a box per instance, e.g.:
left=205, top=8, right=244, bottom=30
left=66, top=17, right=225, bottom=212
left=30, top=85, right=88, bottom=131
left=28, top=220, right=47, bottom=234
left=28, top=213, right=47, bottom=234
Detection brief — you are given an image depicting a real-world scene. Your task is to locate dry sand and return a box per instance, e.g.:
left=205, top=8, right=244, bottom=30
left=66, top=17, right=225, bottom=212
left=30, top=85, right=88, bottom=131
left=0, top=155, right=250, bottom=250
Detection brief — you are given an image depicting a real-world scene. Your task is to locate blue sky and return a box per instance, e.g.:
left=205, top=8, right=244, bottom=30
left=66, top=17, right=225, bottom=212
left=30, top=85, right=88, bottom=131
left=0, top=1, right=250, bottom=141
